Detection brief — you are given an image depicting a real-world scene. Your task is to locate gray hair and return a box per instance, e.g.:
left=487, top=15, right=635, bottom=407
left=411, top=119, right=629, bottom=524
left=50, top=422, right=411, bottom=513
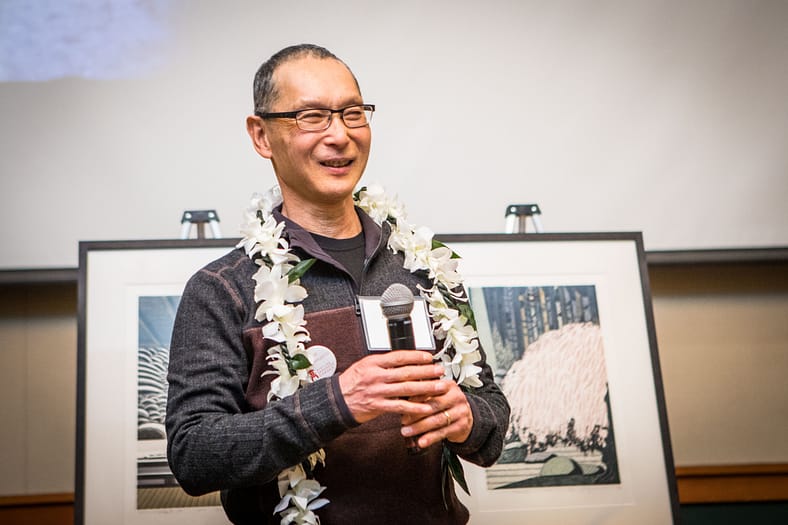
left=253, top=44, right=360, bottom=113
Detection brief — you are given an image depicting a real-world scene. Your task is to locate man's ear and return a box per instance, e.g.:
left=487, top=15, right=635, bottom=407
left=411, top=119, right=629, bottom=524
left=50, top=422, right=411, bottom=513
left=246, top=115, right=273, bottom=159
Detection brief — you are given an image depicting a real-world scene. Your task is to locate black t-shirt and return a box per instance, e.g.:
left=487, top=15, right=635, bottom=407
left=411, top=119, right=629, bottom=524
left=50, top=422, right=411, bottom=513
left=311, top=230, right=365, bottom=284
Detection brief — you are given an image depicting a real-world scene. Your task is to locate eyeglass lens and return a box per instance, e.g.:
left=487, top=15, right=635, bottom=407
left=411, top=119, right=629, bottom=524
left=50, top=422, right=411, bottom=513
left=296, top=106, right=372, bottom=131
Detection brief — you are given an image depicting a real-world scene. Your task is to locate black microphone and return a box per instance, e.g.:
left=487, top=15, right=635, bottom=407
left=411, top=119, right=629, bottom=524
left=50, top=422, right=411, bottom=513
left=380, top=283, right=415, bottom=350
left=380, top=283, right=424, bottom=455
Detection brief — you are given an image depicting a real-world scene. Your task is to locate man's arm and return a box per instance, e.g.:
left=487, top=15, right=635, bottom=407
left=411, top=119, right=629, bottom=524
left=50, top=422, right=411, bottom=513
left=165, top=267, right=356, bottom=495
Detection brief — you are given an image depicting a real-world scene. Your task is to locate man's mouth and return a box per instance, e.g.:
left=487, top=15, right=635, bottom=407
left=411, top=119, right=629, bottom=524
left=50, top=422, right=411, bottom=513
left=320, top=158, right=353, bottom=168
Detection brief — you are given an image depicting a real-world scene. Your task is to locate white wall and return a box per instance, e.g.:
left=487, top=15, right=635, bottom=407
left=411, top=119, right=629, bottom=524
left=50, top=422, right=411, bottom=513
left=2, top=0, right=787, bottom=269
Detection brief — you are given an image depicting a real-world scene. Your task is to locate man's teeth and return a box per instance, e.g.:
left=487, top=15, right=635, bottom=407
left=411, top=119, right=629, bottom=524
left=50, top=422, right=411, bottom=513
left=322, top=159, right=351, bottom=167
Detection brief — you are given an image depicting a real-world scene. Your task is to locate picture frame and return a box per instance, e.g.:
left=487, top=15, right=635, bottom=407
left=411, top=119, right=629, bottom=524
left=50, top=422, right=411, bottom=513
left=76, top=239, right=235, bottom=525
left=76, top=233, right=679, bottom=524
left=437, top=233, right=680, bottom=524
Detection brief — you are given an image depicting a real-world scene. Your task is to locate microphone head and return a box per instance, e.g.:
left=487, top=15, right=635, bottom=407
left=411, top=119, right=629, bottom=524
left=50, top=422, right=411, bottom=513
left=380, top=283, right=414, bottom=320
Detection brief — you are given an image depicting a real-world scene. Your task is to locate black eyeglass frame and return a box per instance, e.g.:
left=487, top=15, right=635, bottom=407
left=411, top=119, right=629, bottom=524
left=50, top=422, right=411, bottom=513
left=255, top=104, right=375, bottom=131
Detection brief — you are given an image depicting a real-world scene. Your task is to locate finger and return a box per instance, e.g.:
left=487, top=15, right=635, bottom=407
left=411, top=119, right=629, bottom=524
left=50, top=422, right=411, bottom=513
left=374, top=349, right=435, bottom=367
left=383, top=396, right=444, bottom=417
left=342, top=384, right=439, bottom=423
left=402, top=398, right=473, bottom=445
left=415, top=427, right=452, bottom=449
left=401, top=407, right=453, bottom=436
left=416, top=412, right=471, bottom=448
left=381, top=362, right=445, bottom=384
left=400, top=387, right=452, bottom=426
left=402, top=416, right=455, bottom=450
left=340, top=357, right=441, bottom=394
left=378, top=377, right=450, bottom=402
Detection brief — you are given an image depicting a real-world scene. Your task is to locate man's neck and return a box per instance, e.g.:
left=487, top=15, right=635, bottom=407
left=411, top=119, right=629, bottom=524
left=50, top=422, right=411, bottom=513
left=280, top=198, right=362, bottom=239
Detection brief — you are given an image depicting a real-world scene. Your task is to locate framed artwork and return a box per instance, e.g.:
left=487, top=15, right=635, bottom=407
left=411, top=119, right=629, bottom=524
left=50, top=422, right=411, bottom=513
left=76, top=233, right=679, bottom=524
left=76, top=239, right=234, bottom=525
left=437, top=233, right=679, bottom=524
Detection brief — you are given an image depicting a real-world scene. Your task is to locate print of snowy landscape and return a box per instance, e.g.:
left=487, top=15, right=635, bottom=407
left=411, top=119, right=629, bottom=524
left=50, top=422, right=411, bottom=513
left=469, top=285, right=620, bottom=489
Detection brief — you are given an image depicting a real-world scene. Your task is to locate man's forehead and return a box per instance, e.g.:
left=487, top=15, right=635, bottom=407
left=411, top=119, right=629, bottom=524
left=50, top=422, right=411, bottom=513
left=272, top=56, right=361, bottom=105
left=274, top=56, right=353, bottom=84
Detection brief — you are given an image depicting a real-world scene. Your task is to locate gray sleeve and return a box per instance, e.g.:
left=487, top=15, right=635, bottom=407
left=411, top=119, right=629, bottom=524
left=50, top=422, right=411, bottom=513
left=165, top=267, right=357, bottom=496
left=447, top=355, right=510, bottom=467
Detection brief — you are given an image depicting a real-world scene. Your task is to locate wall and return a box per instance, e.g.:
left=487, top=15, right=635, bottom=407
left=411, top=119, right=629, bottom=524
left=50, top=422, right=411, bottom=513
left=0, top=284, right=76, bottom=495
left=651, top=262, right=788, bottom=466
left=2, top=0, right=788, bottom=270
left=1, top=258, right=786, bottom=498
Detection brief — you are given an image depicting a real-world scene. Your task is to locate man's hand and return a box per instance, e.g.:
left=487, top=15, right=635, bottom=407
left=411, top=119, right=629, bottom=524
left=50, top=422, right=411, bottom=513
left=338, top=350, right=447, bottom=424
left=400, top=382, right=474, bottom=448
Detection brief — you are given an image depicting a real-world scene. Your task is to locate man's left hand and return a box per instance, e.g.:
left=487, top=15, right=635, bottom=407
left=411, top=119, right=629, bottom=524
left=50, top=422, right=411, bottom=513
left=400, top=380, right=473, bottom=449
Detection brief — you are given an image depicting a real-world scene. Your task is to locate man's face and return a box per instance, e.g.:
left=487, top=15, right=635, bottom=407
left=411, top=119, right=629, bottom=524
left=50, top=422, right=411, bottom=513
left=257, top=56, right=372, bottom=210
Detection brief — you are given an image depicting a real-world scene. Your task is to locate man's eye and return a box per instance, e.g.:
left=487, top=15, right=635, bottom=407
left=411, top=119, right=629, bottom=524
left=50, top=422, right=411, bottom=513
left=298, top=111, right=327, bottom=123
left=343, top=108, right=364, bottom=121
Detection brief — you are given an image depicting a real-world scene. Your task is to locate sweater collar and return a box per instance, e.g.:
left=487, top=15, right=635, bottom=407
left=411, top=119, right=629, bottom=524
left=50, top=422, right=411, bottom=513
left=272, top=205, right=388, bottom=262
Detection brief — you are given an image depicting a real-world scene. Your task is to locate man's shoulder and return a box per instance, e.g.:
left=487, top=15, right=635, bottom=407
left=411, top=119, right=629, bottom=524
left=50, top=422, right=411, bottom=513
left=188, top=247, right=256, bottom=288
left=204, top=246, right=249, bottom=269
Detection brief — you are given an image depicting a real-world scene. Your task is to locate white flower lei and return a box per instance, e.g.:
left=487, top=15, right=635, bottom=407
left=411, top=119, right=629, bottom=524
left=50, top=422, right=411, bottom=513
left=237, top=184, right=482, bottom=524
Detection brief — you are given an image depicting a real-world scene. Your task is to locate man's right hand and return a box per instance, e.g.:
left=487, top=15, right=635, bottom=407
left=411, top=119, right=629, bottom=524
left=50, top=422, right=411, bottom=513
left=338, top=350, right=448, bottom=424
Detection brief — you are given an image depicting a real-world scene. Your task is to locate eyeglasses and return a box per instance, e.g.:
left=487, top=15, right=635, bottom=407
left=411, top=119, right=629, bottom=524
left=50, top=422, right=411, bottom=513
left=255, top=104, right=375, bottom=132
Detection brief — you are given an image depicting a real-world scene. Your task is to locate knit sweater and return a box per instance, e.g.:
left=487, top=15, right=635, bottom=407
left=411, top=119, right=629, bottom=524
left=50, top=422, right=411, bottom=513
left=165, top=207, right=510, bottom=524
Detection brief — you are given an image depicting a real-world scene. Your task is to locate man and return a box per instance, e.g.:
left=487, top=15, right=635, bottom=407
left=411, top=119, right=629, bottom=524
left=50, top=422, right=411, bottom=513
left=166, top=44, right=509, bottom=524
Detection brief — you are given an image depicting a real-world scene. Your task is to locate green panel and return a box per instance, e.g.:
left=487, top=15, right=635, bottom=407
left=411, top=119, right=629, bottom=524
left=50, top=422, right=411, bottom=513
left=681, top=502, right=788, bottom=525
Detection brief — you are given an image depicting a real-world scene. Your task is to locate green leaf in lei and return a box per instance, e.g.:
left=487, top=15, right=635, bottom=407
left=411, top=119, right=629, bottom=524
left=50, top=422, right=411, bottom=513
left=288, top=258, right=316, bottom=283
left=288, top=353, right=313, bottom=371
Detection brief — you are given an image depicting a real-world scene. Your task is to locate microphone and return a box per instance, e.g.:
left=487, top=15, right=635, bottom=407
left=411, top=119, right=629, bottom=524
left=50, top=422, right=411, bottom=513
left=380, top=283, right=415, bottom=350
left=380, top=283, right=424, bottom=455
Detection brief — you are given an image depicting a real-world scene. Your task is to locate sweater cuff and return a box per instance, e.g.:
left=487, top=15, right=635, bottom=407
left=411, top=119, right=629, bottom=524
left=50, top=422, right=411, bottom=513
left=329, top=374, right=359, bottom=427
left=294, top=375, right=360, bottom=446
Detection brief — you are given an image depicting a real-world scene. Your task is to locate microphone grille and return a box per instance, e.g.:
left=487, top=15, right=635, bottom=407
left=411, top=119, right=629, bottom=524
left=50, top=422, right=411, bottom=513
left=380, top=283, right=415, bottom=320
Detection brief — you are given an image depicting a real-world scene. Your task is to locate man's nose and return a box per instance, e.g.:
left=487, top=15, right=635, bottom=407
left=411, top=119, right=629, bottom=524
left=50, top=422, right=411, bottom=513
left=322, top=113, right=351, bottom=141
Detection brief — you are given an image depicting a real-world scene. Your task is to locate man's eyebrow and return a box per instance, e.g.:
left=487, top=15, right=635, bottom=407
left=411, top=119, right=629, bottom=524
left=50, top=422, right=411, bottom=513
left=293, top=97, right=364, bottom=109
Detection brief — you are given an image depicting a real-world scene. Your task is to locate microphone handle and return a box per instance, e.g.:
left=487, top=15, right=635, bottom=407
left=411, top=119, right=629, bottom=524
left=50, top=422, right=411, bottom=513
left=387, top=318, right=415, bottom=350
left=386, top=318, right=426, bottom=455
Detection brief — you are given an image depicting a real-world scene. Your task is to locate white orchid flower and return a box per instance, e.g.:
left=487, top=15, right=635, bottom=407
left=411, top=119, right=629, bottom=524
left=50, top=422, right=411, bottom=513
left=457, top=362, right=484, bottom=388
left=446, top=322, right=480, bottom=355
left=263, top=345, right=310, bottom=401
left=267, top=372, right=301, bottom=401
left=253, top=265, right=308, bottom=322
left=264, top=362, right=296, bottom=401
left=437, top=346, right=483, bottom=386
left=260, top=185, right=284, bottom=219
left=426, top=247, right=462, bottom=289
left=238, top=213, right=284, bottom=257
left=424, top=292, right=459, bottom=336
left=454, top=346, right=483, bottom=387
left=307, top=449, right=326, bottom=470
left=390, top=225, right=434, bottom=272
left=356, top=184, right=406, bottom=225
left=265, top=305, right=310, bottom=350
left=275, top=466, right=329, bottom=525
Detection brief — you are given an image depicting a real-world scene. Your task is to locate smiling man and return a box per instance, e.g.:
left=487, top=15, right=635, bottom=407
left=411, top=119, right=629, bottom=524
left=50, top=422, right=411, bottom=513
left=248, top=52, right=371, bottom=235
left=165, top=44, right=509, bottom=524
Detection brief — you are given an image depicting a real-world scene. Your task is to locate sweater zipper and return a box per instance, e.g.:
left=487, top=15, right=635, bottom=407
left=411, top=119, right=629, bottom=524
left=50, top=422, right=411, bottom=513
left=353, top=293, right=361, bottom=316
left=352, top=258, right=370, bottom=317
left=354, top=221, right=388, bottom=315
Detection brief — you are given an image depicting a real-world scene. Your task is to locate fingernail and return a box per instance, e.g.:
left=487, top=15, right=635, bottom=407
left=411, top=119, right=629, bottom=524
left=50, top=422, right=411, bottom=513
left=401, top=426, right=413, bottom=437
